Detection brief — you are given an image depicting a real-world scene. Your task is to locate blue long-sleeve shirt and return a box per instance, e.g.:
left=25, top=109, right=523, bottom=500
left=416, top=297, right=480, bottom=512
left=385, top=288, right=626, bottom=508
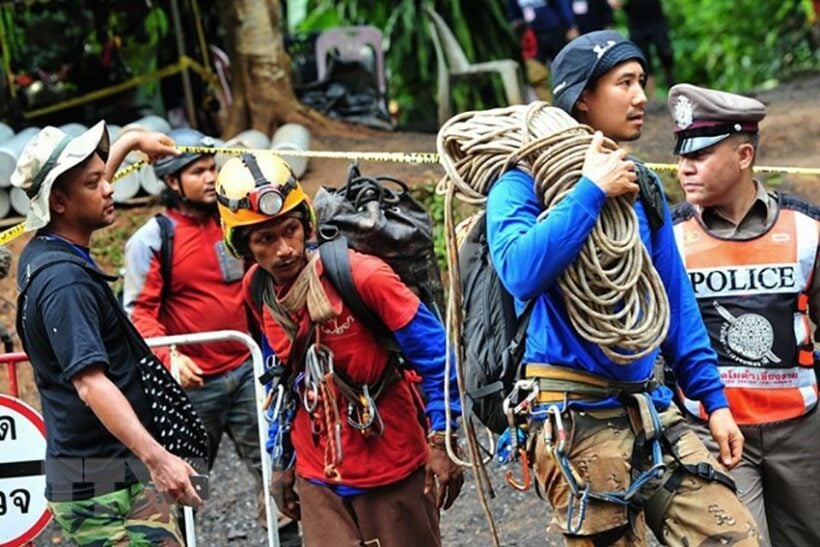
left=486, top=168, right=728, bottom=414
left=394, top=301, right=461, bottom=431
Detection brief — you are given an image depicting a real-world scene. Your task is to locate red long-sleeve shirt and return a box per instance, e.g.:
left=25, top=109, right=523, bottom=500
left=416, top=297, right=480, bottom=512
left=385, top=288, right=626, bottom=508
left=123, top=209, right=249, bottom=375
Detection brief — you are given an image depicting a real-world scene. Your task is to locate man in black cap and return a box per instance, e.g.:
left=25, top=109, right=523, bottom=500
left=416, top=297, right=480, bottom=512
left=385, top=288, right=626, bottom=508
left=669, top=83, right=820, bottom=547
left=487, top=30, right=759, bottom=545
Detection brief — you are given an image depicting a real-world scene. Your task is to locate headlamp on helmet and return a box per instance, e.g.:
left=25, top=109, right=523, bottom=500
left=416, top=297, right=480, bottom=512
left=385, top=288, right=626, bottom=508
left=216, top=153, right=297, bottom=216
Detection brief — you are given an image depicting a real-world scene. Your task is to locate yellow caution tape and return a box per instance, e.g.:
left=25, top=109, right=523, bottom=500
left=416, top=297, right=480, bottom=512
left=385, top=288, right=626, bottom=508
left=181, top=144, right=820, bottom=175
left=0, top=144, right=817, bottom=247
left=0, top=222, right=24, bottom=245
left=645, top=162, right=820, bottom=176
left=181, top=144, right=441, bottom=165
left=23, top=56, right=219, bottom=120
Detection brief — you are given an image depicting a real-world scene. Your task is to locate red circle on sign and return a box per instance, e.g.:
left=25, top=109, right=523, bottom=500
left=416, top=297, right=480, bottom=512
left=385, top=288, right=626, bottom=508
left=0, top=394, right=52, bottom=547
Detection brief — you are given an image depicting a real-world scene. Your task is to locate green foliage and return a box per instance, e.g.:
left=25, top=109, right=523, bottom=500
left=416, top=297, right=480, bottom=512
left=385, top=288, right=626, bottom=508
left=1, top=3, right=94, bottom=74
left=410, top=181, right=448, bottom=269
left=289, top=0, right=819, bottom=123
left=90, top=206, right=155, bottom=294
left=410, top=181, right=474, bottom=276
left=295, top=0, right=520, bottom=124
left=664, top=0, right=818, bottom=91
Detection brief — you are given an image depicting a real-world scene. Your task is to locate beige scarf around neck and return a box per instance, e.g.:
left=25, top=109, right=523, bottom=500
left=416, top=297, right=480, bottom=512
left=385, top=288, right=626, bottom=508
left=263, top=251, right=338, bottom=341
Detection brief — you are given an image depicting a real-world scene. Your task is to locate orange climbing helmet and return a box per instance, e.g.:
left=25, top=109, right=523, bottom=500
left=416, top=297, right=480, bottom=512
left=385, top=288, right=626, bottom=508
left=216, top=153, right=314, bottom=257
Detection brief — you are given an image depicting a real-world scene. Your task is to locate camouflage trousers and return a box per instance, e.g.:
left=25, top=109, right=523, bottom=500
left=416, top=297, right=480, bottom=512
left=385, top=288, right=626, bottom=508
left=49, top=482, right=183, bottom=546
left=533, top=404, right=760, bottom=546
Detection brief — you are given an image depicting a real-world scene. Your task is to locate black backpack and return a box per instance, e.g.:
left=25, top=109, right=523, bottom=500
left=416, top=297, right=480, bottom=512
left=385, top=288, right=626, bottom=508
left=117, top=213, right=173, bottom=306
left=313, top=162, right=445, bottom=320
left=458, top=212, right=534, bottom=434
left=154, top=213, right=174, bottom=299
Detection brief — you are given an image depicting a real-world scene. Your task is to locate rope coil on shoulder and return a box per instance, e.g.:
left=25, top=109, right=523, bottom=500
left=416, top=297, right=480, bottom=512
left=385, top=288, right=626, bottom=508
left=438, top=102, right=670, bottom=364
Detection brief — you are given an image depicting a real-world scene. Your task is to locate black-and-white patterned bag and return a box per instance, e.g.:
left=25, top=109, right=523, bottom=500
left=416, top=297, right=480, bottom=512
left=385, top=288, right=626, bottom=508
left=112, top=298, right=209, bottom=474
left=135, top=353, right=209, bottom=472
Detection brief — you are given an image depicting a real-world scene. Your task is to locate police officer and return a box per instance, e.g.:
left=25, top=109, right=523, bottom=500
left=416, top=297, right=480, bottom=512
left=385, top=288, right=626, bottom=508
left=669, top=84, right=820, bottom=547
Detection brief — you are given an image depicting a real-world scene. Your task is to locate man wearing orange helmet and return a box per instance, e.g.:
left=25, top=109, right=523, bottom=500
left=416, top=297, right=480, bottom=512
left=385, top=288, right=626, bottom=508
left=216, top=153, right=464, bottom=546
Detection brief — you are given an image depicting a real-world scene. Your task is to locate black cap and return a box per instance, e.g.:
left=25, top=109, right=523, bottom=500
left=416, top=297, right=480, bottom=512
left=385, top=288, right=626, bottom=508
left=550, top=30, right=647, bottom=114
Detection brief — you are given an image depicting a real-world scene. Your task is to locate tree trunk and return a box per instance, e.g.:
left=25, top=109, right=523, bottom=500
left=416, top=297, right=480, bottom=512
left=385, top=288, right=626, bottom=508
left=216, top=0, right=347, bottom=138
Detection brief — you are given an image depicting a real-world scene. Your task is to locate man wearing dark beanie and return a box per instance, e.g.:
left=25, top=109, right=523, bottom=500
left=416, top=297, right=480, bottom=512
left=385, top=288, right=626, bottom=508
left=486, top=30, right=759, bottom=545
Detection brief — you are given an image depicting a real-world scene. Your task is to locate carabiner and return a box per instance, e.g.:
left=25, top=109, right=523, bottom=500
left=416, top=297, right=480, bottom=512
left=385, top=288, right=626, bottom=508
left=346, top=385, right=378, bottom=431
left=504, top=448, right=532, bottom=491
left=265, top=383, right=285, bottom=422
left=513, top=379, right=539, bottom=415
left=547, top=406, right=568, bottom=455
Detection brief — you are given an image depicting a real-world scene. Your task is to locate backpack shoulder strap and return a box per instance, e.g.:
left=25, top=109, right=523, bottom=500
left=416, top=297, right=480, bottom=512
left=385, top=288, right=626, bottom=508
left=778, top=191, right=820, bottom=220
left=154, top=213, right=174, bottom=298
left=17, top=250, right=117, bottom=354
left=318, top=237, right=400, bottom=352
left=670, top=201, right=696, bottom=224
left=631, top=158, right=666, bottom=232
left=248, top=264, right=267, bottom=318
left=17, top=251, right=87, bottom=296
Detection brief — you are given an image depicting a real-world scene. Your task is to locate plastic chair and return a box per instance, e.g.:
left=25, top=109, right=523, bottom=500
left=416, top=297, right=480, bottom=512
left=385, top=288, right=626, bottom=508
left=423, top=6, right=525, bottom=125
left=209, top=45, right=233, bottom=106
left=315, top=26, right=386, bottom=96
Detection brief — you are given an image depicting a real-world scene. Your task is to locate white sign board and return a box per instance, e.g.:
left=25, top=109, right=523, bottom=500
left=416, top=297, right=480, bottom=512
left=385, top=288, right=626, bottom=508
left=0, top=394, right=51, bottom=547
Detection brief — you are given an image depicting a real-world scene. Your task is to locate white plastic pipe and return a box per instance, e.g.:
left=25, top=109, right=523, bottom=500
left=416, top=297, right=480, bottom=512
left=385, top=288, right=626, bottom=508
left=0, top=127, right=40, bottom=188
left=0, top=188, right=10, bottom=218
left=271, top=123, right=311, bottom=178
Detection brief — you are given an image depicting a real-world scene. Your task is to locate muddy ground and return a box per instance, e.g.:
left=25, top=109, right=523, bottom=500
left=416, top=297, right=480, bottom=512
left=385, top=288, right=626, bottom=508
left=3, top=73, right=818, bottom=546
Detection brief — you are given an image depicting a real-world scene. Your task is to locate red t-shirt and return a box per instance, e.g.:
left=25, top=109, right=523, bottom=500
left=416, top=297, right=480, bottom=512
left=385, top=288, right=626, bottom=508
left=245, top=250, right=429, bottom=487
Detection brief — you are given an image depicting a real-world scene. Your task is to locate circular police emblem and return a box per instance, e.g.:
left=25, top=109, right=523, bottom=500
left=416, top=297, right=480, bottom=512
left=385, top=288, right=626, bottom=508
left=726, top=314, right=774, bottom=361
left=714, top=302, right=781, bottom=366
left=674, top=96, right=694, bottom=129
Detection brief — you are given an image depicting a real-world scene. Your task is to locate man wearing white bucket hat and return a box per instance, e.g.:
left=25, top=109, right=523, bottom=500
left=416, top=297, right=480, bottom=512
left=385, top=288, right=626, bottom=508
left=13, top=122, right=203, bottom=545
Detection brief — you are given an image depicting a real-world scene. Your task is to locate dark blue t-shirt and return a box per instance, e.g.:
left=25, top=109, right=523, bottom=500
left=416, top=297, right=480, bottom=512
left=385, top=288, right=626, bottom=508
left=17, top=234, right=154, bottom=501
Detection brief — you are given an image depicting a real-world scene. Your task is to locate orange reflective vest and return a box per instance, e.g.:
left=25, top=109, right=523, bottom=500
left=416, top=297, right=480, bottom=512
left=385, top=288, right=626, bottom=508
left=673, top=198, right=819, bottom=425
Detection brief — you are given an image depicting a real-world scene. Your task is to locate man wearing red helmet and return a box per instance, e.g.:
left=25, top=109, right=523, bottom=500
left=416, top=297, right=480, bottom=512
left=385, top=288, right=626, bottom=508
left=216, top=153, right=464, bottom=546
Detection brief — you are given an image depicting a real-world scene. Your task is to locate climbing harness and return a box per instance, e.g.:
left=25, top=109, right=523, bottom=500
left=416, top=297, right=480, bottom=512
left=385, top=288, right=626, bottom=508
left=331, top=358, right=402, bottom=439
left=266, top=327, right=408, bottom=479
left=498, top=364, right=737, bottom=535
left=543, top=397, right=667, bottom=534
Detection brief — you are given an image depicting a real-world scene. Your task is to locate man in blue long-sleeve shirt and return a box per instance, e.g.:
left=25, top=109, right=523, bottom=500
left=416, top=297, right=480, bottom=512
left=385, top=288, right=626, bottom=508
left=487, top=30, right=758, bottom=545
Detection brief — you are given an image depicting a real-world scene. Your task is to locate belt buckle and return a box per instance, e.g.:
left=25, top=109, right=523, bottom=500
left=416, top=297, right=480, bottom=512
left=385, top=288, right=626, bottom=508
left=696, top=461, right=715, bottom=481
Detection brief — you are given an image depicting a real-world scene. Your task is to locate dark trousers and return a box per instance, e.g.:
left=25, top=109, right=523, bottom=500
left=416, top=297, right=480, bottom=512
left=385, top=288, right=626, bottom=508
left=296, top=467, right=440, bottom=547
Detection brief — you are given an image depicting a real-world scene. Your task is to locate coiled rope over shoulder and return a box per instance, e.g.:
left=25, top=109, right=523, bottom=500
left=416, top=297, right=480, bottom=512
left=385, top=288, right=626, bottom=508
left=436, top=103, right=672, bottom=544
left=438, top=102, right=670, bottom=365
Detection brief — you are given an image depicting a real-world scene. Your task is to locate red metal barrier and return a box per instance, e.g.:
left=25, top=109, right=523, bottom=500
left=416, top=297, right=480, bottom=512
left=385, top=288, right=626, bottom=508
left=1, top=351, right=29, bottom=398
left=0, top=351, right=39, bottom=547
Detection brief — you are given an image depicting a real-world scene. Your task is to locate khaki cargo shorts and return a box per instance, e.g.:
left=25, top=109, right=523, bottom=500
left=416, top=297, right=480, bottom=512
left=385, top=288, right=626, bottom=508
left=532, top=404, right=759, bottom=546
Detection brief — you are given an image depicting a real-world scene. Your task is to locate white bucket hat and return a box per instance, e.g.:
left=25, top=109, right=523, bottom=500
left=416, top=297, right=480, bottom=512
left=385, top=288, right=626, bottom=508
left=10, top=121, right=110, bottom=232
